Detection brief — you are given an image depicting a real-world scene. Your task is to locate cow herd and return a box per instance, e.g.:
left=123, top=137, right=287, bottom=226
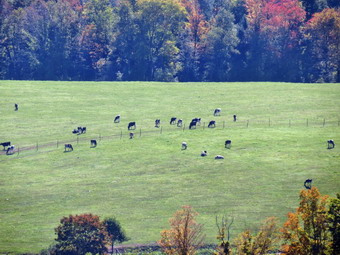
left=1, top=108, right=336, bottom=157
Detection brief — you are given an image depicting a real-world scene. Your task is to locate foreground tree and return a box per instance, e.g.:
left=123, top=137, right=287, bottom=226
left=55, top=213, right=108, bottom=255
left=233, top=217, right=280, bottom=255
left=103, top=217, right=129, bottom=254
left=159, top=205, right=205, bottom=255
left=215, top=216, right=234, bottom=255
left=328, top=194, right=340, bottom=255
left=281, top=187, right=330, bottom=255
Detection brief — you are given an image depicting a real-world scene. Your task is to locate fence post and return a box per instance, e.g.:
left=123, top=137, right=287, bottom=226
left=183, top=124, right=185, bottom=131
left=120, top=130, right=122, bottom=139
left=323, top=118, right=325, bottom=127
left=18, top=147, right=20, bottom=155
left=36, top=142, right=38, bottom=151
left=223, top=121, right=225, bottom=129
left=77, top=136, right=79, bottom=144
left=289, top=119, right=291, bottom=127
left=247, top=120, right=249, bottom=128
left=160, top=127, right=162, bottom=134
left=99, top=134, right=102, bottom=141
left=269, top=118, right=271, bottom=127
left=57, top=140, right=59, bottom=148
left=203, top=122, right=205, bottom=130
left=140, top=128, right=142, bottom=137
left=307, top=118, right=308, bottom=127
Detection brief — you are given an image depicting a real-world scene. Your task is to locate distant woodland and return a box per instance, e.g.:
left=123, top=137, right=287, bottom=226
left=0, top=0, right=339, bottom=82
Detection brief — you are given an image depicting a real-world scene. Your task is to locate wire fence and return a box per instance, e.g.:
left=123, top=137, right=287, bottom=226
left=1, top=118, right=339, bottom=159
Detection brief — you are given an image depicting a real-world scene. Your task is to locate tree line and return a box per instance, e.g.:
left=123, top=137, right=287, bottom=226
left=0, top=0, right=339, bottom=82
left=41, top=187, right=339, bottom=255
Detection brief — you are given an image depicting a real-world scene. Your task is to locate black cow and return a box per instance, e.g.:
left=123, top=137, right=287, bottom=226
left=114, top=115, right=121, bottom=123
left=328, top=140, right=335, bottom=149
left=91, top=140, right=97, bottom=147
left=155, top=119, right=160, bottom=128
left=170, top=117, right=177, bottom=125
left=304, top=179, right=312, bottom=189
left=14, top=103, right=18, bottom=111
left=189, top=121, right=197, bottom=129
left=225, top=140, right=232, bottom=149
left=214, top=108, right=221, bottom=116
left=177, top=119, right=183, bottom=127
left=64, top=144, right=73, bottom=152
left=233, top=115, right=237, bottom=122
left=129, top=132, right=134, bottom=139
left=1, top=141, right=11, bottom=150
left=128, top=122, right=136, bottom=130
left=208, top=120, right=216, bottom=128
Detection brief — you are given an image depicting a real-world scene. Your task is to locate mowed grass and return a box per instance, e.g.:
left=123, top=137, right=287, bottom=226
left=0, top=81, right=339, bottom=254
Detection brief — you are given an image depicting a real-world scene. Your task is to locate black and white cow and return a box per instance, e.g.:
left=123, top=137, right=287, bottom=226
left=155, top=119, right=160, bottom=128
left=170, top=117, right=177, bottom=125
left=6, top=145, right=15, bottom=155
left=64, top=144, right=73, bottom=152
left=128, top=122, right=136, bottom=130
left=192, top=118, right=201, bottom=126
left=91, top=140, right=97, bottom=147
left=304, top=179, right=312, bottom=189
left=182, top=142, right=187, bottom=150
left=225, top=140, right=232, bottom=149
left=114, top=115, right=121, bottom=123
left=0, top=141, right=11, bottom=150
left=201, top=150, right=207, bottom=157
left=177, top=119, right=183, bottom=127
left=214, top=108, right=221, bottom=116
left=215, top=155, right=224, bottom=159
left=129, top=132, right=134, bottom=139
left=328, top=139, right=335, bottom=149
left=208, top=120, right=216, bottom=128
left=189, top=120, right=197, bottom=129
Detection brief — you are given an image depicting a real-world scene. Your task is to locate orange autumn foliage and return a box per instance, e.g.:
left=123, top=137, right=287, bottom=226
left=281, top=187, right=330, bottom=255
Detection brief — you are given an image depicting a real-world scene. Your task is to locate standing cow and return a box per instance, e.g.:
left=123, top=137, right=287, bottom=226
left=214, top=108, right=221, bottom=116
left=128, top=122, right=136, bottom=130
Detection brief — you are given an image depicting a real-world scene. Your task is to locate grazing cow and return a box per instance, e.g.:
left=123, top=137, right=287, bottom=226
left=214, top=108, right=221, bottom=116
left=6, top=145, right=15, bottom=155
left=170, top=117, right=177, bottom=125
left=304, top=179, right=312, bottom=189
left=192, top=118, right=201, bottom=126
left=225, top=140, right=232, bottom=149
left=208, top=120, right=216, bottom=128
left=233, top=115, right=237, bottom=122
left=128, top=122, right=136, bottom=130
left=72, top=129, right=79, bottom=134
left=189, top=120, right=197, bottom=129
left=155, top=119, right=160, bottom=128
left=215, top=155, right=224, bottom=159
left=14, top=103, right=18, bottom=111
left=328, top=139, right=335, bottom=149
left=129, top=132, right=134, bottom=139
left=64, top=144, right=73, bottom=152
left=201, top=150, right=207, bottom=157
left=91, top=140, right=97, bottom=147
left=182, top=142, right=187, bottom=150
left=0, top=141, right=11, bottom=150
left=114, top=115, right=121, bottom=123
left=177, top=119, right=183, bottom=127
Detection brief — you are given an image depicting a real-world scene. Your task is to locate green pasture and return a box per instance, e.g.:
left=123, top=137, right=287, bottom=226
left=0, top=81, right=339, bottom=254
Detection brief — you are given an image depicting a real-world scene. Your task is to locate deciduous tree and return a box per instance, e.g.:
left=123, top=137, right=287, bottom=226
left=281, top=187, right=330, bottom=255
left=55, top=213, right=108, bottom=255
left=233, top=217, right=280, bottom=255
left=103, top=217, right=129, bottom=255
left=159, top=205, right=205, bottom=255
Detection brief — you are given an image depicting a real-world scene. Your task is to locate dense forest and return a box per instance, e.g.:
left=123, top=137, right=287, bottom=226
left=0, top=0, right=339, bottom=82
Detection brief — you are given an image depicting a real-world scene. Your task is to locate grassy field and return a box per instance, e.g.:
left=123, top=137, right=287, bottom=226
left=0, top=81, right=339, bottom=254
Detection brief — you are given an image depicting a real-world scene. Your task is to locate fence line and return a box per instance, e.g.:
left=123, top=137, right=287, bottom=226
left=1, top=117, right=339, bottom=159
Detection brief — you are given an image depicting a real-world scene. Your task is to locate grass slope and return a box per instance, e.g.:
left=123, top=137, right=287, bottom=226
left=0, top=81, right=339, bottom=254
